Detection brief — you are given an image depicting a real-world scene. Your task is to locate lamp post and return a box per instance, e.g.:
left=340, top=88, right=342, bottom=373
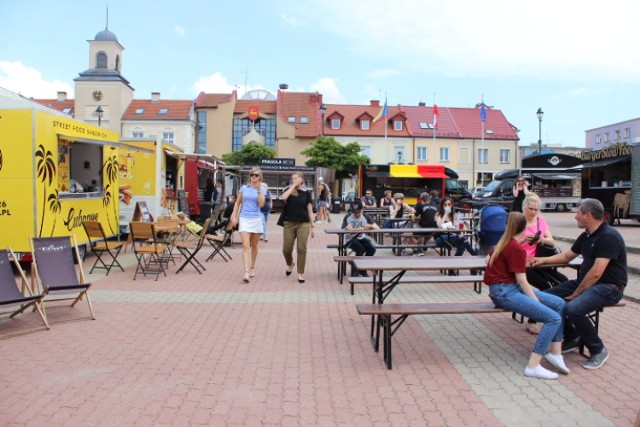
left=536, top=107, right=544, bottom=154
left=95, top=105, right=104, bottom=127
left=319, top=103, right=327, bottom=136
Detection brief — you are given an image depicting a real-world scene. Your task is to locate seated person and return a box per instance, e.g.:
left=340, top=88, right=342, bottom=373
left=341, top=201, right=379, bottom=277
left=360, top=189, right=377, bottom=208
left=207, top=194, right=236, bottom=234
left=435, top=196, right=477, bottom=257
left=411, top=192, right=438, bottom=255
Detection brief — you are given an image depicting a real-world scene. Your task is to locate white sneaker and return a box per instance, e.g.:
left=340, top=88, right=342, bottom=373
left=524, top=365, right=558, bottom=380
left=544, top=353, right=571, bottom=375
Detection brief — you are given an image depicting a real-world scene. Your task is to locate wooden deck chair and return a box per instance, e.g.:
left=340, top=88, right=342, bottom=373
left=0, top=247, right=49, bottom=338
left=205, top=221, right=234, bottom=263
left=129, top=221, right=168, bottom=281
left=82, top=220, right=125, bottom=275
left=30, top=236, right=95, bottom=322
left=174, top=218, right=211, bottom=274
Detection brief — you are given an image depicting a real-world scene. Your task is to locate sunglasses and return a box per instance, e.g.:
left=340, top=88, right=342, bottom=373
left=249, top=173, right=260, bottom=177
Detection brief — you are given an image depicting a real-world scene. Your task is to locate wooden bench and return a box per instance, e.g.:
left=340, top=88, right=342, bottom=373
left=356, top=301, right=626, bottom=369
left=347, top=274, right=483, bottom=296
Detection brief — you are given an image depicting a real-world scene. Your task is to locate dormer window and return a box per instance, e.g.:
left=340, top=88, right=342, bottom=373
left=394, top=120, right=403, bottom=131
left=331, top=118, right=341, bottom=129
left=361, top=119, right=370, bottom=130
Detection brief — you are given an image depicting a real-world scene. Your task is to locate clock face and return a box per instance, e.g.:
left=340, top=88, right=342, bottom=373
left=92, top=90, right=103, bottom=102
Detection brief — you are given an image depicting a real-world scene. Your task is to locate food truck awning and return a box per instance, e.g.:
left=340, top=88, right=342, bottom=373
left=572, top=156, right=630, bottom=169
left=165, top=152, right=225, bottom=169
left=532, top=173, right=581, bottom=180
left=58, top=133, right=121, bottom=147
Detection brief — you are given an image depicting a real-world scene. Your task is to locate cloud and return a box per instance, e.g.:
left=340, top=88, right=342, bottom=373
left=173, top=26, right=186, bottom=37
left=279, top=13, right=298, bottom=26
left=286, top=0, right=640, bottom=82
left=191, top=72, right=267, bottom=97
left=309, top=77, right=346, bottom=103
left=0, top=60, right=73, bottom=98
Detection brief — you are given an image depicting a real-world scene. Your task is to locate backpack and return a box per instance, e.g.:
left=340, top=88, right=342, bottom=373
left=478, top=205, right=508, bottom=246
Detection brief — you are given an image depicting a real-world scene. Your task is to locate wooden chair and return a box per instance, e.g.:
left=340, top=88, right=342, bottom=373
left=82, top=220, right=125, bottom=275
left=30, top=236, right=95, bottom=322
left=129, top=221, right=168, bottom=281
left=205, top=221, right=234, bottom=263
left=154, top=217, right=182, bottom=265
left=174, top=218, right=211, bottom=274
left=0, top=247, right=49, bottom=338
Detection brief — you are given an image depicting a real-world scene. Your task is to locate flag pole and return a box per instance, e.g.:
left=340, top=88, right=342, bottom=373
left=433, top=93, right=436, bottom=146
left=480, top=94, right=485, bottom=187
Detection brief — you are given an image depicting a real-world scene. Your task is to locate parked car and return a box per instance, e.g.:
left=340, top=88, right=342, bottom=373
left=470, top=187, right=485, bottom=198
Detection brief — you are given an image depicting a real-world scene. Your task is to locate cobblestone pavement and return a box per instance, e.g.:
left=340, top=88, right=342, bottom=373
left=1, top=212, right=639, bottom=426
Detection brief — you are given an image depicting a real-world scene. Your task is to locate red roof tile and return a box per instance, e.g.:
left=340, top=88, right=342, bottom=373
left=33, top=99, right=75, bottom=115
left=275, top=91, right=323, bottom=138
left=235, top=99, right=276, bottom=115
left=122, top=99, right=193, bottom=120
left=195, top=92, right=235, bottom=107
left=322, top=103, right=411, bottom=137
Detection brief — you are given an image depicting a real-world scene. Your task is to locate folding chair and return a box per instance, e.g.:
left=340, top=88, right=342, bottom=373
left=0, top=247, right=49, bottom=338
left=30, top=236, right=95, bottom=322
left=205, top=221, right=234, bottom=263
left=174, top=218, right=211, bottom=274
left=154, top=217, right=181, bottom=266
left=129, top=221, right=168, bottom=281
left=82, top=220, right=125, bottom=275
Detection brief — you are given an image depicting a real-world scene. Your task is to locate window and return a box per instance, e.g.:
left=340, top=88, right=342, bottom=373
left=300, top=116, right=308, bottom=124
left=288, top=116, right=296, bottom=123
left=615, top=130, right=620, bottom=141
left=394, top=146, right=406, bottom=163
left=604, top=133, right=609, bottom=142
left=394, top=120, right=403, bottom=131
left=625, top=128, right=631, bottom=138
left=58, top=139, right=103, bottom=195
left=596, top=134, right=602, bottom=144
left=439, top=147, right=449, bottom=162
left=197, top=111, right=207, bottom=153
left=134, top=108, right=144, bottom=114
left=361, top=119, right=370, bottom=130
left=96, top=52, right=107, bottom=68
left=158, top=108, right=169, bottom=115
left=331, top=118, right=341, bottom=129
left=486, top=129, right=494, bottom=134
left=361, top=146, right=372, bottom=159
left=459, top=147, right=470, bottom=163
left=478, top=148, right=488, bottom=164
left=163, top=131, right=174, bottom=143
left=500, top=149, right=510, bottom=163
left=62, top=108, right=72, bottom=114
left=419, top=122, right=434, bottom=129
left=417, top=146, right=427, bottom=161
left=232, top=118, right=276, bottom=151
left=132, top=131, right=144, bottom=139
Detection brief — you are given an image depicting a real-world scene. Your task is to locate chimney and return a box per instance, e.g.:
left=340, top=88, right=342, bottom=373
left=370, top=100, right=380, bottom=107
left=418, top=102, right=426, bottom=107
left=57, top=91, right=67, bottom=102
left=151, top=92, right=161, bottom=102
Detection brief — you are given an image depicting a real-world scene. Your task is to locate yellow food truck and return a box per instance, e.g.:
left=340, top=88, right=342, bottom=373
left=0, top=93, right=120, bottom=260
left=117, top=138, right=183, bottom=232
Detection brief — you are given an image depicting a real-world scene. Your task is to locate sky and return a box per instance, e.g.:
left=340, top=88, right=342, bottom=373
left=2, top=0, right=640, bottom=149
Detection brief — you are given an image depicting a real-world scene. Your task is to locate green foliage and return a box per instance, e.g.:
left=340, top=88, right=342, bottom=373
left=301, top=137, right=369, bottom=177
left=221, top=143, right=276, bottom=166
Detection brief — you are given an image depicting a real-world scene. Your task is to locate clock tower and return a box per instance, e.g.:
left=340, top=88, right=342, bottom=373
left=74, top=23, right=134, bottom=132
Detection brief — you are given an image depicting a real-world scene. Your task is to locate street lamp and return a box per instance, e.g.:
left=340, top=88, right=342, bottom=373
left=95, top=105, right=104, bottom=127
left=537, top=107, right=544, bottom=154
left=319, top=103, right=327, bottom=135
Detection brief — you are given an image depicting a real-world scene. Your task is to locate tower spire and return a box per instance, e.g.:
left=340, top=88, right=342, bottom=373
left=105, top=5, right=109, bottom=30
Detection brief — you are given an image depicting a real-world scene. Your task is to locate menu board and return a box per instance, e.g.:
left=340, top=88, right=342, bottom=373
left=178, top=190, right=189, bottom=215
left=133, top=201, right=152, bottom=222
left=631, top=146, right=640, bottom=215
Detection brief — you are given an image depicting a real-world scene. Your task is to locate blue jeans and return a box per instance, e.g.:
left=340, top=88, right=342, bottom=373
left=489, top=283, right=565, bottom=355
left=436, top=234, right=478, bottom=256
left=544, top=280, right=623, bottom=354
left=261, top=210, right=270, bottom=239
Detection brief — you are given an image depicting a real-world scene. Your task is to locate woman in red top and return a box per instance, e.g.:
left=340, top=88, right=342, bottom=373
left=484, top=212, right=569, bottom=380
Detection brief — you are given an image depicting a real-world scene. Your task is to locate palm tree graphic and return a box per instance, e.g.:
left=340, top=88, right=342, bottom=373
left=35, top=144, right=56, bottom=237
left=103, top=183, right=115, bottom=234
left=48, top=189, right=61, bottom=236
left=103, top=152, right=119, bottom=234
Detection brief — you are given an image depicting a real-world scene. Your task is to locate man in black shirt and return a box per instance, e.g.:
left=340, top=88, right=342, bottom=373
left=411, top=192, right=438, bottom=255
left=532, top=198, right=626, bottom=370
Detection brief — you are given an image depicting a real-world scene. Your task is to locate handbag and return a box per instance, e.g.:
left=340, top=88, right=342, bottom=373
left=277, top=210, right=286, bottom=227
left=534, top=218, right=560, bottom=257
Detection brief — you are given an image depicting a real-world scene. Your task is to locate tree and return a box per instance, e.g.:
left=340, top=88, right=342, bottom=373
left=221, top=143, right=276, bottom=166
left=301, top=137, right=369, bottom=178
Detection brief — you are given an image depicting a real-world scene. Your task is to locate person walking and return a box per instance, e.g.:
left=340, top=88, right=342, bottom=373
left=260, top=182, right=272, bottom=242
left=281, top=172, right=315, bottom=283
left=484, top=211, right=569, bottom=379
left=230, top=168, right=267, bottom=283
left=533, top=198, right=626, bottom=370
left=315, top=177, right=331, bottom=223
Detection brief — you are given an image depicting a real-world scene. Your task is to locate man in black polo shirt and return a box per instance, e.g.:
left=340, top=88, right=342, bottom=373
left=412, top=192, right=438, bottom=255
left=532, top=198, right=626, bottom=370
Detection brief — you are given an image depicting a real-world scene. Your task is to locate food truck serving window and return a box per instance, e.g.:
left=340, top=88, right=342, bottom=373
left=58, top=138, right=104, bottom=196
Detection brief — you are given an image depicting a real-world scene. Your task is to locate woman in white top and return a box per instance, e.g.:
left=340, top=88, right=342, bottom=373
left=230, top=168, right=267, bottom=283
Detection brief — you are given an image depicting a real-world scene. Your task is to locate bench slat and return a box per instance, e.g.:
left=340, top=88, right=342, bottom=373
left=348, top=274, right=481, bottom=284
left=357, top=302, right=504, bottom=316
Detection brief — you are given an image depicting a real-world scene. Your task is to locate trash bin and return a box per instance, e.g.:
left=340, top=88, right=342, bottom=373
left=331, top=197, right=342, bottom=214
left=198, top=202, right=212, bottom=223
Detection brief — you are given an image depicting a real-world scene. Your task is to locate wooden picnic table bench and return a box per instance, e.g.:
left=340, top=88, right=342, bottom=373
left=357, top=301, right=626, bottom=369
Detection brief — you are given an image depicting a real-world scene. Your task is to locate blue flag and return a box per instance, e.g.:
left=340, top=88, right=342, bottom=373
left=480, top=102, right=487, bottom=123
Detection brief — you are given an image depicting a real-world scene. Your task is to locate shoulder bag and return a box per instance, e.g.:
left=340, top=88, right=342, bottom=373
left=535, top=218, right=560, bottom=257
